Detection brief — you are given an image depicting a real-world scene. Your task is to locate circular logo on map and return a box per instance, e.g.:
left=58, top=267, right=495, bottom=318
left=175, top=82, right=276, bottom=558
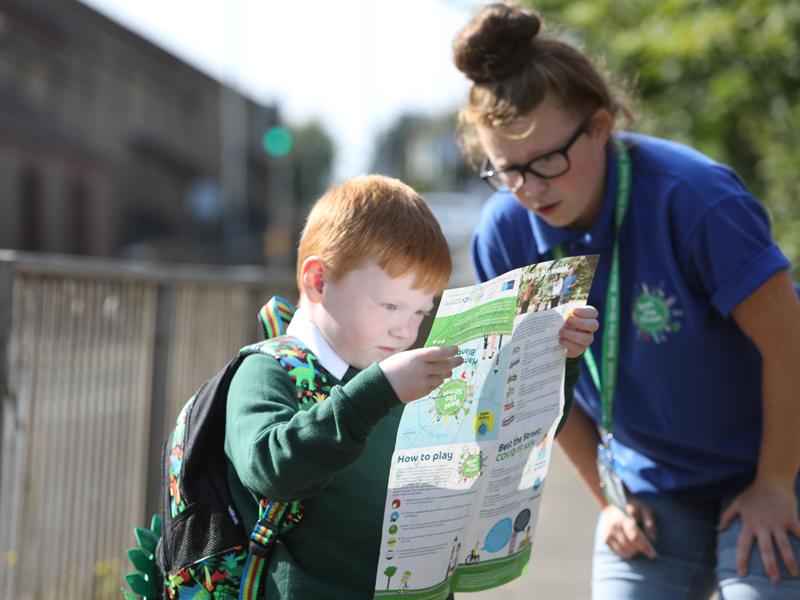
left=458, top=449, right=485, bottom=480
left=435, top=379, right=468, bottom=417
left=474, top=410, right=495, bottom=436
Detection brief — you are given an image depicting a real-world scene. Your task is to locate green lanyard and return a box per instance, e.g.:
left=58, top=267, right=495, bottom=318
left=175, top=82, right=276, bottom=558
left=553, top=138, right=631, bottom=434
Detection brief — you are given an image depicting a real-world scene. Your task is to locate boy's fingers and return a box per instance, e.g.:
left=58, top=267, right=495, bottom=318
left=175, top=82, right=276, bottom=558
left=428, top=374, right=447, bottom=386
left=426, top=349, right=463, bottom=372
left=570, top=305, right=598, bottom=318
left=420, top=345, right=460, bottom=361
left=564, top=316, right=599, bottom=332
left=560, top=329, right=593, bottom=346
left=428, top=353, right=462, bottom=367
left=429, top=359, right=461, bottom=378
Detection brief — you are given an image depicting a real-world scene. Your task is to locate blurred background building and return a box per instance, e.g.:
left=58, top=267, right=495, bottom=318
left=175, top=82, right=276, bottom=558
left=0, top=0, right=292, bottom=266
left=0, top=0, right=485, bottom=283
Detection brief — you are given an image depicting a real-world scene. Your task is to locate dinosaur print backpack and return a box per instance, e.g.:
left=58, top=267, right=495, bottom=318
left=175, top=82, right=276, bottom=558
left=122, top=296, right=337, bottom=600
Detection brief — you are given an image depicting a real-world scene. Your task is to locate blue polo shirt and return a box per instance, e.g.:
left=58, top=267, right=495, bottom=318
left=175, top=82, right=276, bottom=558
left=472, top=133, right=794, bottom=498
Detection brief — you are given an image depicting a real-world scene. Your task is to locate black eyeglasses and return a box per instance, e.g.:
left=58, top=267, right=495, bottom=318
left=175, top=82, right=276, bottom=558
left=479, top=117, right=590, bottom=193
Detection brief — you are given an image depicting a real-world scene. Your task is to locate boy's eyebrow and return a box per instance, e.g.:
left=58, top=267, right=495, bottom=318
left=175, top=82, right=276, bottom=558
left=393, top=300, right=433, bottom=313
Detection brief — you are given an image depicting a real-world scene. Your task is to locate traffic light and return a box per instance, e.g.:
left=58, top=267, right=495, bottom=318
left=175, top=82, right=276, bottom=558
left=262, top=126, right=293, bottom=157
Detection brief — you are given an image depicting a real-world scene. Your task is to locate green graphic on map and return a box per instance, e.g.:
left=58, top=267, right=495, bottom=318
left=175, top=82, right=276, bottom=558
left=426, top=297, right=516, bottom=346
left=435, top=379, right=468, bottom=417
left=458, top=449, right=485, bottom=480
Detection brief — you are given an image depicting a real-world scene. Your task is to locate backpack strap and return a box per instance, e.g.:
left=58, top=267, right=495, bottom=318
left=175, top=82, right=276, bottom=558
left=238, top=499, right=300, bottom=600
left=237, top=335, right=337, bottom=599
left=258, top=296, right=295, bottom=339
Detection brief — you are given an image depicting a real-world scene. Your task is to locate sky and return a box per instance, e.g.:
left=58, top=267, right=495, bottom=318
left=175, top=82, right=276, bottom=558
left=80, top=0, right=485, bottom=179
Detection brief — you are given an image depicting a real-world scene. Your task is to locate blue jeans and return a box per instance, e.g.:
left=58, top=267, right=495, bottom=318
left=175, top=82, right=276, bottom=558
left=592, top=477, right=800, bottom=599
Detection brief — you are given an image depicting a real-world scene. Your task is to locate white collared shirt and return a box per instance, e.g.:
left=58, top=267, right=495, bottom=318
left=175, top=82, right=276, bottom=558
left=286, top=304, right=350, bottom=380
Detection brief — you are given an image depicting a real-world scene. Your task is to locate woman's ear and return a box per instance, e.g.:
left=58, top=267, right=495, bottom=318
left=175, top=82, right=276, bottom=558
left=589, top=108, right=614, bottom=146
left=300, top=256, right=326, bottom=303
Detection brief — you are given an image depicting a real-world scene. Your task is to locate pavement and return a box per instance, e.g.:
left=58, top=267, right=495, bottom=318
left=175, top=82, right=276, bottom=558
left=468, top=447, right=598, bottom=600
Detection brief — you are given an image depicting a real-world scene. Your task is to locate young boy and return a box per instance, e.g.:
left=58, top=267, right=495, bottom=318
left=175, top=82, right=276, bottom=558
left=224, top=175, right=597, bottom=598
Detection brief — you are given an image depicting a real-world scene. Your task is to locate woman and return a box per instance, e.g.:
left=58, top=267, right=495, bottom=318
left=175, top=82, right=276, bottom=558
left=452, top=3, right=800, bottom=598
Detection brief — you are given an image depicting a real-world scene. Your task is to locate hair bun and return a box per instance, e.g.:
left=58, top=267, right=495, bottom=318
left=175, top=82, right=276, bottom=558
left=453, top=3, right=542, bottom=84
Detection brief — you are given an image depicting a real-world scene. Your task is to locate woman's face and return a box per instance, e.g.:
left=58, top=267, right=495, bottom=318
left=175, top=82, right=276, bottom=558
left=476, top=99, right=612, bottom=229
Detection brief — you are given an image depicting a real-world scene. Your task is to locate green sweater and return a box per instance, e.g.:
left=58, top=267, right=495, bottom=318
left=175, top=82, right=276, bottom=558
left=224, top=353, right=581, bottom=599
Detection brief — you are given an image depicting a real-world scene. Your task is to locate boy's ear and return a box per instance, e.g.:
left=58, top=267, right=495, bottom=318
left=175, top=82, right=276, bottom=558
left=300, top=256, right=326, bottom=303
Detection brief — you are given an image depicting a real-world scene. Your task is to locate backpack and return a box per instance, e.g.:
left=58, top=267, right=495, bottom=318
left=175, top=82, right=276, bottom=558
left=123, top=296, right=337, bottom=600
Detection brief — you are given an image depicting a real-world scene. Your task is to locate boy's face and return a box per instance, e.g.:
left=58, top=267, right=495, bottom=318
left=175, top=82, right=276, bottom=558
left=315, top=261, right=436, bottom=370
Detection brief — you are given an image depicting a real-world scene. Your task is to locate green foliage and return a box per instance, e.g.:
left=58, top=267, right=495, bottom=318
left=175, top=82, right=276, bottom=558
left=369, top=113, right=474, bottom=192
left=384, top=565, right=398, bottom=590
left=529, top=0, right=800, bottom=274
left=291, top=119, right=335, bottom=208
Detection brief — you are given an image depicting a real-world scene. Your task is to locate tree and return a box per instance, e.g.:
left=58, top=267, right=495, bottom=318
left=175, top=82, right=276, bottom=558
left=384, top=565, right=398, bottom=590
left=291, top=119, right=335, bottom=210
left=275, top=119, right=335, bottom=266
left=370, top=112, right=474, bottom=192
left=529, top=0, right=800, bottom=275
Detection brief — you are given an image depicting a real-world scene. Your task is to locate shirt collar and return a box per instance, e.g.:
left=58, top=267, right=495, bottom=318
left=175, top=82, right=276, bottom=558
left=529, top=140, right=619, bottom=255
left=286, top=304, right=350, bottom=380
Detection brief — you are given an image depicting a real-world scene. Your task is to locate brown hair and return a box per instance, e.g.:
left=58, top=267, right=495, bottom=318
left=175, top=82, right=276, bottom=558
left=296, top=174, right=451, bottom=294
left=452, top=2, right=634, bottom=166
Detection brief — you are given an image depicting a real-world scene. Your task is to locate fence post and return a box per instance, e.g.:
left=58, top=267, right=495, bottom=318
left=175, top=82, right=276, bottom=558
left=144, top=284, right=174, bottom=524
left=0, top=260, right=12, bottom=463
left=0, top=260, right=16, bottom=596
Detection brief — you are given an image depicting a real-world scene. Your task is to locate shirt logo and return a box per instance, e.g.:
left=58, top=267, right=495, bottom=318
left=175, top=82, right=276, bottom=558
left=632, top=283, right=683, bottom=343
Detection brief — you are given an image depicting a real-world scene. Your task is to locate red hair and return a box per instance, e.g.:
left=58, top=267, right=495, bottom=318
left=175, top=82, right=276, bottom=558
left=297, top=175, right=451, bottom=294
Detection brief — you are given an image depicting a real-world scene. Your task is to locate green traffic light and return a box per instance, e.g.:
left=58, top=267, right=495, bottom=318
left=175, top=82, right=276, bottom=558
left=262, top=126, right=293, bottom=156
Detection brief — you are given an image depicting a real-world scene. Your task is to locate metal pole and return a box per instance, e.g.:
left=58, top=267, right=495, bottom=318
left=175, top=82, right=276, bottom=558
left=0, top=259, right=14, bottom=596
left=0, top=260, right=12, bottom=453
left=220, top=0, right=249, bottom=264
left=144, top=284, right=174, bottom=524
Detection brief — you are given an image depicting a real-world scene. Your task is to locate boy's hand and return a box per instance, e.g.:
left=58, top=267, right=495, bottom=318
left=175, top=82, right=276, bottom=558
left=380, top=346, right=463, bottom=404
left=560, top=305, right=599, bottom=358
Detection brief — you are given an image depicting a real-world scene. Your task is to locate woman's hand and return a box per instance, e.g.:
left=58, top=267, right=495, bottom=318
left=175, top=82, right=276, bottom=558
left=718, top=478, right=800, bottom=582
left=599, top=497, right=658, bottom=560
left=560, top=305, right=599, bottom=358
